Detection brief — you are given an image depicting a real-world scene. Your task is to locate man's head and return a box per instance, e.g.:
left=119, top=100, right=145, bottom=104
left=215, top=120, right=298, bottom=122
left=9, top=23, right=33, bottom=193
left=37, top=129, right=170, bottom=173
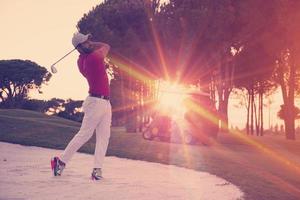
left=72, top=32, right=93, bottom=54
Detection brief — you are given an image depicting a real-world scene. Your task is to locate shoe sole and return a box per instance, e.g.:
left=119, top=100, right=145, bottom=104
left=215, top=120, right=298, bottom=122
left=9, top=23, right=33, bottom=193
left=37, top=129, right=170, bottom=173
left=91, top=175, right=102, bottom=180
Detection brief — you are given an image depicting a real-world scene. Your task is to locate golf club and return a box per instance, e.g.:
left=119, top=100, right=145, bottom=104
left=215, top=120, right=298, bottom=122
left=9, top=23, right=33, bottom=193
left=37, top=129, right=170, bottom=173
left=50, top=48, right=77, bottom=73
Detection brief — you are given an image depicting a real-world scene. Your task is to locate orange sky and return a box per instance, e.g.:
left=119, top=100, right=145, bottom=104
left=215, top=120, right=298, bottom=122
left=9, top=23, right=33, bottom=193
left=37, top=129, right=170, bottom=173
left=0, top=0, right=101, bottom=100
left=0, top=0, right=290, bottom=129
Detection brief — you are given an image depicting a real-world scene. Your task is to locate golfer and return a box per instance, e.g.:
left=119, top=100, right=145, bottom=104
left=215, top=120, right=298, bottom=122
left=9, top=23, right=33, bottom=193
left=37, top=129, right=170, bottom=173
left=51, top=32, right=111, bottom=180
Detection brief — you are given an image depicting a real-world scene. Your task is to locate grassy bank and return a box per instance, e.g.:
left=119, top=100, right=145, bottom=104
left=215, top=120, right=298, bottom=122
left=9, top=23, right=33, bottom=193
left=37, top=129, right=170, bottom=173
left=0, top=109, right=299, bottom=200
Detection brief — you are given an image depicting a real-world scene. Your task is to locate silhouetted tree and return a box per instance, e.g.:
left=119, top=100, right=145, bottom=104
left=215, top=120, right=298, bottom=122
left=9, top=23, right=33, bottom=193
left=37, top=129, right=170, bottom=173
left=77, top=0, right=159, bottom=132
left=0, top=59, right=51, bottom=108
left=272, top=0, right=300, bottom=140
left=21, top=99, right=49, bottom=112
left=57, top=99, right=84, bottom=122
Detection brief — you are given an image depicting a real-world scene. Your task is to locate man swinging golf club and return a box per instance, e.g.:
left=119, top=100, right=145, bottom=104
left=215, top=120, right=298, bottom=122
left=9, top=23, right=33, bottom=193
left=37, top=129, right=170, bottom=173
left=51, top=32, right=111, bottom=180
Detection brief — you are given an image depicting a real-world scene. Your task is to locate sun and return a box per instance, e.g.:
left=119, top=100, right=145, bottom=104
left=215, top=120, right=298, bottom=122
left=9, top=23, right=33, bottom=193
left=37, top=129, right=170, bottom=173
left=156, top=81, right=187, bottom=118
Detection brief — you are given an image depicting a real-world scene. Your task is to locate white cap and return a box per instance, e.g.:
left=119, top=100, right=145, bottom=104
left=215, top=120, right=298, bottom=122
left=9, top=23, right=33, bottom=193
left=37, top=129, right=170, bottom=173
left=72, top=32, right=90, bottom=48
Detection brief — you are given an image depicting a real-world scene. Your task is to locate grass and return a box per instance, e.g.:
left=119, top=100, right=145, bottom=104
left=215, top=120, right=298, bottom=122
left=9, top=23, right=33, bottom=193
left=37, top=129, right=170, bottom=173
left=0, top=109, right=300, bottom=200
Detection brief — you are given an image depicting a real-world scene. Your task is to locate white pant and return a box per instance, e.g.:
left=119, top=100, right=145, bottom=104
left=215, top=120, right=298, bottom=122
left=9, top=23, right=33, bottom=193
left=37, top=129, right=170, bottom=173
left=60, top=96, right=112, bottom=168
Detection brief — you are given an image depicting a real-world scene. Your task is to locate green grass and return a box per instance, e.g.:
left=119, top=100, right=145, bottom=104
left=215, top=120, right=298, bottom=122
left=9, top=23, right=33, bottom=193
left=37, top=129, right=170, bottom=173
left=0, top=109, right=300, bottom=200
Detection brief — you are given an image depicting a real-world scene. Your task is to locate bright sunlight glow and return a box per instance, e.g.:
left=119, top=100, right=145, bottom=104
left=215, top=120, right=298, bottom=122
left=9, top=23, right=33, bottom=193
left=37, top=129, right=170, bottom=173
left=157, top=81, right=187, bottom=118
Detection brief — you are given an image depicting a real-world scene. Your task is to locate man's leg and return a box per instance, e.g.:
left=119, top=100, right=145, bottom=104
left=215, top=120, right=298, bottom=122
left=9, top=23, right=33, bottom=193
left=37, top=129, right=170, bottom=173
left=60, top=98, right=103, bottom=164
left=94, top=101, right=112, bottom=169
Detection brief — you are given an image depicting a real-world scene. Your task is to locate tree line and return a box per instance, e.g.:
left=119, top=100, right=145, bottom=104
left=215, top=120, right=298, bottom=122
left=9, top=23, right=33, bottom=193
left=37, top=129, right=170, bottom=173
left=76, top=0, right=300, bottom=140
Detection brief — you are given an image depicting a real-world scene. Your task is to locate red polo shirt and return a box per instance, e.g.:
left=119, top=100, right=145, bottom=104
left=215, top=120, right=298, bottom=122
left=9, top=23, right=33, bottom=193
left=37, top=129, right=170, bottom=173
left=77, top=49, right=109, bottom=97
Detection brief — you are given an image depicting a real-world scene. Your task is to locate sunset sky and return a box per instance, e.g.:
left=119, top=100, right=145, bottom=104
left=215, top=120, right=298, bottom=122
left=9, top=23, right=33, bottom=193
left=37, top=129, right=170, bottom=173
left=0, top=0, right=100, bottom=100
left=1, top=0, right=289, bottom=128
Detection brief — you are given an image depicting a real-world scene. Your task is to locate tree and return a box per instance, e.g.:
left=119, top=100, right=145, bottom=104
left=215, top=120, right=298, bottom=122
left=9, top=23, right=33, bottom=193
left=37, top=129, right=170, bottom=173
left=234, top=39, right=278, bottom=135
left=0, top=59, right=51, bottom=108
left=272, top=0, right=300, bottom=140
left=57, top=99, right=84, bottom=122
left=278, top=104, right=300, bottom=122
left=21, top=99, right=49, bottom=112
left=156, top=0, right=237, bottom=133
left=76, top=0, right=300, bottom=139
left=45, top=98, right=65, bottom=115
left=77, top=0, right=160, bottom=132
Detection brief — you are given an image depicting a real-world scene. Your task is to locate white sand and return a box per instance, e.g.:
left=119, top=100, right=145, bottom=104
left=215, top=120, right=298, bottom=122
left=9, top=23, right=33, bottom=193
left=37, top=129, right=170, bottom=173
left=0, top=142, right=244, bottom=200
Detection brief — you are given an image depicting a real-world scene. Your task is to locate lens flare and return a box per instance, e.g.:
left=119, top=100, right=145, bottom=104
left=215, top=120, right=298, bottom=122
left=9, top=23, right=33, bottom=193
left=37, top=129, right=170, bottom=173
left=157, top=81, right=187, bottom=117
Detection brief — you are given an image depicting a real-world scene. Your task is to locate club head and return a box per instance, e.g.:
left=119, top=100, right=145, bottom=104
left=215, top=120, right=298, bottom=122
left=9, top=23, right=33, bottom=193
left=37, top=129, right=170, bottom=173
left=51, top=65, right=57, bottom=74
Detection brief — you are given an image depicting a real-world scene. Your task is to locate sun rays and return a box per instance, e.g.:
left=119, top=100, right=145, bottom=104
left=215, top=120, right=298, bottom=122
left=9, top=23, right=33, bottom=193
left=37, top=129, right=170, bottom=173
left=106, top=11, right=300, bottom=197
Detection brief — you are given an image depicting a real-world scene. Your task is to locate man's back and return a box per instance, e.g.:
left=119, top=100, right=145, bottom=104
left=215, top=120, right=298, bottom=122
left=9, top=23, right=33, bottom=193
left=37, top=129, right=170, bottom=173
left=78, top=49, right=109, bottom=97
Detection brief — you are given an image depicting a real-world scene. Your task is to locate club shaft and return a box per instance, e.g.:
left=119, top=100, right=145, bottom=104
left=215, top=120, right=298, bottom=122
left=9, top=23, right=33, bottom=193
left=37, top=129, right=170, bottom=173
left=51, top=48, right=76, bottom=66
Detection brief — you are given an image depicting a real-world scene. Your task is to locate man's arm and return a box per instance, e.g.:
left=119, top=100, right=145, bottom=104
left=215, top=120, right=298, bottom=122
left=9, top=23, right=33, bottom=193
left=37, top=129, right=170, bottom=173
left=91, top=41, right=110, bottom=57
